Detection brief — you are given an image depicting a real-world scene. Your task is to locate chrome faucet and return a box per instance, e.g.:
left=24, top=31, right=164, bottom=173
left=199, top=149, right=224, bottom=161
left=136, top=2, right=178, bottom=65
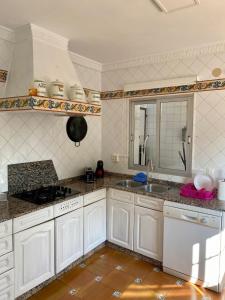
left=146, top=159, right=154, bottom=183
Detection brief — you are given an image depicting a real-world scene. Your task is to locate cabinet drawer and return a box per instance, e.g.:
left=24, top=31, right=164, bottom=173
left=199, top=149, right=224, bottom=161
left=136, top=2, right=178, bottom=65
left=13, top=206, right=54, bottom=233
left=0, top=285, right=14, bottom=300
left=0, top=270, right=14, bottom=293
left=0, top=237, right=12, bottom=257
left=135, top=194, right=164, bottom=211
left=108, top=189, right=134, bottom=204
left=84, top=189, right=106, bottom=206
left=0, top=253, right=13, bottom=275
left=0, top=221, right=12, bottom=240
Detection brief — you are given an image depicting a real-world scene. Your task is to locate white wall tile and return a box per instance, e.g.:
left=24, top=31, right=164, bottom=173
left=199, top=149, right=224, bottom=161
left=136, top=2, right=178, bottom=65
left=0, top=37, right=102, bottom=191
left=102, top=54, right=225, bottom=182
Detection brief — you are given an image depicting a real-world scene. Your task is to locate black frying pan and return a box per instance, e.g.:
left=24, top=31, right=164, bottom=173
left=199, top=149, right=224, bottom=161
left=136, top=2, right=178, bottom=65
left=66, top=116, right=88, bottom=147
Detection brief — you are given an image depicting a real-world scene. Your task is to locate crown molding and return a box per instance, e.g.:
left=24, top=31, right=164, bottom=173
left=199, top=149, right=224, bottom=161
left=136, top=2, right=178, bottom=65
left=0, top=25, right=15, bottom=43
left=70, top=51, right=102, bottom=72
left=102, top=41, right=225, bottom=72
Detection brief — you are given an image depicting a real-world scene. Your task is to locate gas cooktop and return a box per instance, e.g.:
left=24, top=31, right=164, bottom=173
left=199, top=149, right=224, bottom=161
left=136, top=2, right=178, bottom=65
left=13, top=185, right=80, bottom=205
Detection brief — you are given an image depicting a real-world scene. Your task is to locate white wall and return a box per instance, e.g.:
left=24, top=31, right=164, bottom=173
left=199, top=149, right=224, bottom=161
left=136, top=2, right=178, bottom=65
left=0, top=30, right=102, bottom=192
left=0, top=27, right=14, bottom=97
left=101, top=51, right=225, bottom=182
left=2, top=23, right=225, bottom=187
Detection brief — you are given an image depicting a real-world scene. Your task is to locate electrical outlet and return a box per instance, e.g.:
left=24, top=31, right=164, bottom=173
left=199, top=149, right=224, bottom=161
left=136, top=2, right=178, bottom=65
left=112, top=154, right=120, bottom=162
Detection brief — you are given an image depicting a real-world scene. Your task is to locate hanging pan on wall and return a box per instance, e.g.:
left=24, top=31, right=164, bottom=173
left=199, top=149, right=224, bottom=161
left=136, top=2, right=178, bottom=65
left=66, top=116, right=88, bottom=147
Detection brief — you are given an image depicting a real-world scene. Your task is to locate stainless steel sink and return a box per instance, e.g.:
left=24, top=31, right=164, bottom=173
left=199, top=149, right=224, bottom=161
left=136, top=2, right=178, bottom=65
left=116, top=180, right=144, bottom=188
left=138, top=183, right=170, bottom=193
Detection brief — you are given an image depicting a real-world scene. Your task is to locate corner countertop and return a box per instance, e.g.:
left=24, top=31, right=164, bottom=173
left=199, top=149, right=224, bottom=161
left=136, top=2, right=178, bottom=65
left=1, top=173, right=225, bottom=223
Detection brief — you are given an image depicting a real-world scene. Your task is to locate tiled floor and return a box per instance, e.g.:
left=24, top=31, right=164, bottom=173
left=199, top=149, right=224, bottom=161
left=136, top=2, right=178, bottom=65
left=29, top=246, right=225, bottom=300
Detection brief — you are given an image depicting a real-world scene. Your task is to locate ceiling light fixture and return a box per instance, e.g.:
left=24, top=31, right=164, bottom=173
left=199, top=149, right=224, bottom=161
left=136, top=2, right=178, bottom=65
left=151, top=0, right=200, bottom=13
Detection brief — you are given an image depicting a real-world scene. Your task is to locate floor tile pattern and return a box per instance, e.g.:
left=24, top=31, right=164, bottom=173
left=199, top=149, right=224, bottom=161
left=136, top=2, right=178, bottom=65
left=29, top=246, right=224, bottom=300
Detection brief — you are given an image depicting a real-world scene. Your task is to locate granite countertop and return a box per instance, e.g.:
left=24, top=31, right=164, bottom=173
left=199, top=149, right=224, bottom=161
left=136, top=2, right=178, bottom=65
left=1, top=173, right=225, bottom=223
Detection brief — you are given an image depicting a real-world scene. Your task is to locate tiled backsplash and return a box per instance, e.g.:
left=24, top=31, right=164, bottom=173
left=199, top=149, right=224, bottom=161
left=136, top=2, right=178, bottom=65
left=1, top=25, right=225, bottom=188
left=0, top=111, right=101, bottom=192
left=0, top=32, right=102, bottom=191
left=101, top=50, right=225, bottom=182
left=101, top=52, right=225, bottom=91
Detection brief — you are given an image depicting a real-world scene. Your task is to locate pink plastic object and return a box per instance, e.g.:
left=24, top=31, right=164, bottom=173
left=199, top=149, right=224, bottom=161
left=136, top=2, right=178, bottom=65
left=180, top=183, right=216, bottom=201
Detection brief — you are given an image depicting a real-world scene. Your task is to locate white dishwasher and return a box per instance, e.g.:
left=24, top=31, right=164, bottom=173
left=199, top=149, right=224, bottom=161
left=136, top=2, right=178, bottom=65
left=163, top=201, right=222, bottom=292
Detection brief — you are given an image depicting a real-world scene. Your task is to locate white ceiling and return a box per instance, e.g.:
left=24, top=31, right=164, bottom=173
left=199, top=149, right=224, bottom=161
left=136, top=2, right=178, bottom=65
left=0, top=0, right=225, bottom=63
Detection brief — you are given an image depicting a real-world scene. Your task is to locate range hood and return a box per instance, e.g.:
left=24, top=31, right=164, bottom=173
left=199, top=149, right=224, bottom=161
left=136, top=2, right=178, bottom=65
left=1, top=24, right=101, bottom=116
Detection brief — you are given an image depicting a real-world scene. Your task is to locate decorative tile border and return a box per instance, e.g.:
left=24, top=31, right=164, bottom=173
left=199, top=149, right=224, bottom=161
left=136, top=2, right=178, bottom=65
left=100, top=78, right=225, bottom=100
left=0, top=70, right=8, bottom=83
left=0, top=95, right=101, bottom=116
left=101, top=90, right=124, bottom=100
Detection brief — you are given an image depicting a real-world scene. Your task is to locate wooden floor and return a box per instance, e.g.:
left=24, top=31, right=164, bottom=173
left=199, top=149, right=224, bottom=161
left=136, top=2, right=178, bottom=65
left=29, top=246, right=225, bottom=300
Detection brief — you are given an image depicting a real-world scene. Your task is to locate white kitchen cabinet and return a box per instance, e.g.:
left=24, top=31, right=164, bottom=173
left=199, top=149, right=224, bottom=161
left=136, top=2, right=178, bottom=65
left=55, top=208, right=83, bottom=273
left=84, top=199, right=106, bottom=254
left=0, top=252, right=14, bottom=275
left=0, top=286, right=14, bottom=300
left=14, top=220, right=55, bottom=297
left=0, top=270, right=14, bottom=294
left=134, top=206, right=163, bottom=261
left=107, top=199, right=134, bottom=250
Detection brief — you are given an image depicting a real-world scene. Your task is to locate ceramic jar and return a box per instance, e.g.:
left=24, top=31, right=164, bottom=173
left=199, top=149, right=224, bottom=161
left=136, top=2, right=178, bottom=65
left=33, top=80, right=47, bottom=97
left=69, top=84, right=86, bottom=101
left=48, top=80, right=64, bottom=99
left=87, top=90, right=101, bottom=104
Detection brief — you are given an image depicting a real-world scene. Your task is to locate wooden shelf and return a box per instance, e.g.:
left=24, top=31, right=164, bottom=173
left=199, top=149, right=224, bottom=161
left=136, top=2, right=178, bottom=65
left=0, top=96, right=101, bottom=116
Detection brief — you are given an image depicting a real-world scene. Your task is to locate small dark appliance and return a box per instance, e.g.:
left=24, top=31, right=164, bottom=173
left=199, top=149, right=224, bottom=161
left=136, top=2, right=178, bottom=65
left=13, top=185, right=80, bottom=205
left=84, top=167, right=95, bottom=183
left=95, top=160, right=104, bottom=178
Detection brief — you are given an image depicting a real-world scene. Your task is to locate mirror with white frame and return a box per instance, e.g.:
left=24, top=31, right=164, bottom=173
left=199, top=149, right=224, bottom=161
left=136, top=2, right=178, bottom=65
left=129, top=94, right=194, bottom=177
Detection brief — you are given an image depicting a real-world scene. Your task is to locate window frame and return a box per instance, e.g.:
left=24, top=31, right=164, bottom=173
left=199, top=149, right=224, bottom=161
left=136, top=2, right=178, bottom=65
left=128, top=93, right=194, bottom=177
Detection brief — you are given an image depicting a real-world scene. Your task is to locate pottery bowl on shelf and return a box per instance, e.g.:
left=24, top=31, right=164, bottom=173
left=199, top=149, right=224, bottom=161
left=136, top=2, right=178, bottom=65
left=87, top=90, right=101, bottom=104
left=48, top=79, right=64, bottom=99
left=69, top=84, right=86, bottom=102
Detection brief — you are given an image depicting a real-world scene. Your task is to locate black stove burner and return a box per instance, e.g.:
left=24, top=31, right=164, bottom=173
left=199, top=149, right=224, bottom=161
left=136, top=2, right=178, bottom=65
left=13, top=185, right=80, bottom=205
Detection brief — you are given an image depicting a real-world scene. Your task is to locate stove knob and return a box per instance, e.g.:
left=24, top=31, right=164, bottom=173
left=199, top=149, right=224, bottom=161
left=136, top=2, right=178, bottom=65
left=64, top=187, right=68, bottom=194
left=68, top=188, right=72, bottom=194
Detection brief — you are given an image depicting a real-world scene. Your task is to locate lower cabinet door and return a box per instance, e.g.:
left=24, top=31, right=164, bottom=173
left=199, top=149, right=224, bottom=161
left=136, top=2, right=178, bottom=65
left=14, top=220, right=55, bottom=297
left=134, top=206, right=163, bottom=261
left=107, top=199, right=134, bottom=250
left=84, top=199, right=106, bottom=254
left=0, top=286, right=14, bottom=300
left=55, top=208, right=83, bottom=273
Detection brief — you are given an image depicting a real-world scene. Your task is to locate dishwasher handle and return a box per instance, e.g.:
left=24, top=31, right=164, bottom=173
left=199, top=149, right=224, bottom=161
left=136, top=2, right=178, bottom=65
left=181, top=214, right=198, bottom=223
